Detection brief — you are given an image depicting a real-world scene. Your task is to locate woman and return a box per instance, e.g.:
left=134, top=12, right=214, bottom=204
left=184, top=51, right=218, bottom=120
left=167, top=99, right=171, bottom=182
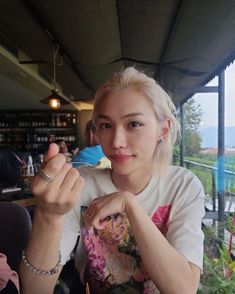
left=72, top=120, right=110, bottom=168
left=20, top=67, right=205, bottom=294
left=55, top=139, right=72, bottom=162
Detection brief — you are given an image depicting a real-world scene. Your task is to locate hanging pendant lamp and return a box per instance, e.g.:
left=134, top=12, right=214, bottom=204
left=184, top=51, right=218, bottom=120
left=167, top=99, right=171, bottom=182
left=40, top=44, right=69, bottom=109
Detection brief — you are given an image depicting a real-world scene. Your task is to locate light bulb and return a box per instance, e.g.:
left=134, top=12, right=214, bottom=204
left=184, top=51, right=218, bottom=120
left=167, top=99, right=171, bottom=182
left=49, top=98, right=61, bottom=109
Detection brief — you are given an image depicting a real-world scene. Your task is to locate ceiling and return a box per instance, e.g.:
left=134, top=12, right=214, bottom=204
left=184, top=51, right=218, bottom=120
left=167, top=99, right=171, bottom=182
left=1, top=0, right=235, bottom=110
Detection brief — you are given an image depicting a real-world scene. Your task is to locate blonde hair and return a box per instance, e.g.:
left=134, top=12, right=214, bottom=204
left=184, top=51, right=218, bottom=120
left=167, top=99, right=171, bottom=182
left=92, top=67, right=180, bottom=174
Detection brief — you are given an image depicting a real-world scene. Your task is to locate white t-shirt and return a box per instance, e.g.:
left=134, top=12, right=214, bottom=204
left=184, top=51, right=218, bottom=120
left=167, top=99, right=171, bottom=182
left=60, top=165, right=205, bottom=293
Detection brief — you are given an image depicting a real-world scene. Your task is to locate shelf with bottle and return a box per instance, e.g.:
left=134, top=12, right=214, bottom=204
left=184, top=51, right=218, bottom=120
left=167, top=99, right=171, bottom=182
left=0, top=111, right=78, bottom=129
left=32, top=131, right=76, bottom=144
left=0, top=112, right=32, bottom=128
left=31, top=112, right=77, bottom=128
left=0, top=110, right=79, bottom=153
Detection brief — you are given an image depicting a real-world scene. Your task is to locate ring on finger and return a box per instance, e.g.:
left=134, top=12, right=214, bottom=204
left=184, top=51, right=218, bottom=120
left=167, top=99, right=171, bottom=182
left=39, top=169, right=54, bottom=182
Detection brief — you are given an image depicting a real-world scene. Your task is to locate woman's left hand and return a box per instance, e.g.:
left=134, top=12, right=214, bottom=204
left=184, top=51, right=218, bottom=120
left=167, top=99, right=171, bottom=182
left=86, top=191, right=135, bottom=230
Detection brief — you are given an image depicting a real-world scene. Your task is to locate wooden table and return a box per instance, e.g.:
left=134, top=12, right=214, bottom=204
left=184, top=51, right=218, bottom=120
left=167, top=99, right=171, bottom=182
left=13, top=197, right=36, bottom=208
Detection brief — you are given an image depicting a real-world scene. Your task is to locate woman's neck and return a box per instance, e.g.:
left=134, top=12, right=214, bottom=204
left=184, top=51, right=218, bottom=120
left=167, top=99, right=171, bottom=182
left=111, top=167, right=153, bottom=195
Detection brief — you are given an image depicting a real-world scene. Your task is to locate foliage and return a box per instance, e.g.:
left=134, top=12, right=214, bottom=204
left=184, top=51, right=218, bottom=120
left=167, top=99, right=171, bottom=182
left=184, top=131, right=202, bottom=156
left=186, top=153, right=235, bottom=172
left=227, top=215, right=235, bottom=235
left=198, top=221, right=235, bottom=294
left=185, top=156, right=215, bottom=167
left=198, top=247, right=235, bottom=293
left=230, top=187, right=235, bottom=193
left=183, top=98, right=203, bottom=156
left=188, top=166, right=213, bottom=197
left=172, top=145, right=180, bottom=165
left=183, top=154, right=235, bottom=196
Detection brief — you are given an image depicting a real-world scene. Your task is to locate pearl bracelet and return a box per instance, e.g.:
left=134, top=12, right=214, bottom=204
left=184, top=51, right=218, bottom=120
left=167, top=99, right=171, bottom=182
left=22, top=250, right=61, bottom=275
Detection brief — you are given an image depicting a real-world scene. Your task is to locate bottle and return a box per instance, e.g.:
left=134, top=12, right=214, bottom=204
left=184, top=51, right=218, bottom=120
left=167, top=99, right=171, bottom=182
left=27, top=155, right=35, bottom=176
left=72, top=114, right=76, bottom=125
left=52, top=114, right=55, bottom=127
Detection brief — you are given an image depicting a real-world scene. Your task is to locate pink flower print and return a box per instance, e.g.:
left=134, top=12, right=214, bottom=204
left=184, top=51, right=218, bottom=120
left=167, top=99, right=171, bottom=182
left=82, top=227, right=110, bottom=280
left=89, top=255, right=106, bottom=279
left=143, top=280, right=157, bottom=294
left=83, top=235, right=95, bottom=255
left=82, top=223, right=108, bottom=256
left=82, top=226, right=97, bottom=253
left=151, top=205, right=171, bottom=236
left=81, top=224, right=89, bottom=238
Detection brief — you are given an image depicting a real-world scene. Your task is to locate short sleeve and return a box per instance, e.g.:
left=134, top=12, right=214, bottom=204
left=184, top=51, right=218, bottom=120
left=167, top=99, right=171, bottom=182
left=166, top=174, right=205, bottom=269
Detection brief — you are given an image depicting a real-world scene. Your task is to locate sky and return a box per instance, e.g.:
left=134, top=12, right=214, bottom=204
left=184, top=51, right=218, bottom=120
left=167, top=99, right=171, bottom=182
left=193, top=62, right=235, bottom=128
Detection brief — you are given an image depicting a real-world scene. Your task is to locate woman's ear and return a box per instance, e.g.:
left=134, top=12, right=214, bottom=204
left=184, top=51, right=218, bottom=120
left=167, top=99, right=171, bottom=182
left=158, top=119, right=170, bottom=142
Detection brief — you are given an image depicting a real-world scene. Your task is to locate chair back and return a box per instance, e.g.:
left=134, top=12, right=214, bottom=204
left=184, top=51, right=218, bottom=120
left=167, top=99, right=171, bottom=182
left=0, top=202, right=31, bottom=273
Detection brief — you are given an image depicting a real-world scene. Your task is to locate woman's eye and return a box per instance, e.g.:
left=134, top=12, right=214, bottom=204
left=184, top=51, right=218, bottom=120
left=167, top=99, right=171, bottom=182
left=99, top=122, right=111, bottom=130
left=128, top=121, right=141, bottom=128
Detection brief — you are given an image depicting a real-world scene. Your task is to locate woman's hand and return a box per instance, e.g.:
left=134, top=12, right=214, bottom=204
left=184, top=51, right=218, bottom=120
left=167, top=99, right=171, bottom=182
left=86, top=191, right=136, bottom=229
left=31, top=143, right=85, bottom=220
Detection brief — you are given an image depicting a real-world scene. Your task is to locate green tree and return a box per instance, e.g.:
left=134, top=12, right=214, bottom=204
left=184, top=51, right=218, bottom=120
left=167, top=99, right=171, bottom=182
left=183, top=98, right=203, bottom=156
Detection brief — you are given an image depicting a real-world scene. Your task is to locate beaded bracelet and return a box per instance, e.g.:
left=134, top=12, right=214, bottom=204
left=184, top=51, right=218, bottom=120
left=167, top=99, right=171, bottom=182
left=22, top=250, right=61, bottom=275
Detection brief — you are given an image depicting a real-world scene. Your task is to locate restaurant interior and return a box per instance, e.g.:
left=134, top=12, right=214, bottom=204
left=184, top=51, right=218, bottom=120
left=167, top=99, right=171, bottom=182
left=1, top=1, right=235, bottom=292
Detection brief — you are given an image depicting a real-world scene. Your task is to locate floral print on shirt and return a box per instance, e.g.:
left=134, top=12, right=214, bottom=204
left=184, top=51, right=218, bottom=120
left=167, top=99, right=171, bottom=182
left=151, top=205, right=171, bottom=236
left=80, top=205, right=172, bottom=293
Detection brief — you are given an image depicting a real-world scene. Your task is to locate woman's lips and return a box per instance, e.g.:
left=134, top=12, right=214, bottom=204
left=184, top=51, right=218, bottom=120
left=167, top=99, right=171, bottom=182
left=109, top=154, right=133, bottom=163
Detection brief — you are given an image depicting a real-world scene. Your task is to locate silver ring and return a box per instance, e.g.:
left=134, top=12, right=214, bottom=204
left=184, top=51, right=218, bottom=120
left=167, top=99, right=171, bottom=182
left=39, top=169, right=54, bottom=182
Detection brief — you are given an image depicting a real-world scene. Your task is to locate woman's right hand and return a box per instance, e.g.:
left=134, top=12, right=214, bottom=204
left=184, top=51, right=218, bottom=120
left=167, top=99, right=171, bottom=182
left=31, top=143, right=85, bottom=220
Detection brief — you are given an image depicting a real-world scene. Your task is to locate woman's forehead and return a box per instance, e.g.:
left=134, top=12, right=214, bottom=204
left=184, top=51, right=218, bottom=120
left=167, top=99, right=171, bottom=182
left=97, top=88, right=153, bottom=111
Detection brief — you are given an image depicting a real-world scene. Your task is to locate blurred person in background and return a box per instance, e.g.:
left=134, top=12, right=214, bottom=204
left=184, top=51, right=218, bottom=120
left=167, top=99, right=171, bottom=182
left=56, top=139, right=72, bottom=162
left=72, top=120, right=110, bottom=168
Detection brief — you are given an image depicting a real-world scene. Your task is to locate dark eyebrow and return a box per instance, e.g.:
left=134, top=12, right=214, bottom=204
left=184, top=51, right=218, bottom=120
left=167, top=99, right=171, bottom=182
left=96, top=114, right=110, bottom=120
left=97, top=113, right=144, bottom=120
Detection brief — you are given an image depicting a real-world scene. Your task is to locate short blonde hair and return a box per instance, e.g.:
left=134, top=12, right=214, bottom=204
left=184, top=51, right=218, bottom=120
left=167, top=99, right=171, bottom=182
left=92, top=67, right=180, bottom=174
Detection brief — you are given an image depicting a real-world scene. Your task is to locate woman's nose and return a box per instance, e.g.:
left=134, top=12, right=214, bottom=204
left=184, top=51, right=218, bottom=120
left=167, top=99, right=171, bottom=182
left=111, top=128, right=127, bottom=149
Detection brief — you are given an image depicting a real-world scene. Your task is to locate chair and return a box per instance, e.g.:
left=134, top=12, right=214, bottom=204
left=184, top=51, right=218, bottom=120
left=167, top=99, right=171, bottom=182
left=0, top=202, right=31, bottom=273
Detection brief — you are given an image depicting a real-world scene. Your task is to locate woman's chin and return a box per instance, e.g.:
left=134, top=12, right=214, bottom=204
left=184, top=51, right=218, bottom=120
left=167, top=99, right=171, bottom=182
left=111, top=162, right=138, bottom=176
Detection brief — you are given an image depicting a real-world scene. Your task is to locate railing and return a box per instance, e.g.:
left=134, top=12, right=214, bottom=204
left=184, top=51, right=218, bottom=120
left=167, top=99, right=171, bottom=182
left=183, top=160, right=235, bottom=217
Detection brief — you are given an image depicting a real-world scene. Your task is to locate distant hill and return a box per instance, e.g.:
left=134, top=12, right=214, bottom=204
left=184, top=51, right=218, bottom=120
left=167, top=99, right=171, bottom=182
left=199, top=126, right=235, bottom=148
